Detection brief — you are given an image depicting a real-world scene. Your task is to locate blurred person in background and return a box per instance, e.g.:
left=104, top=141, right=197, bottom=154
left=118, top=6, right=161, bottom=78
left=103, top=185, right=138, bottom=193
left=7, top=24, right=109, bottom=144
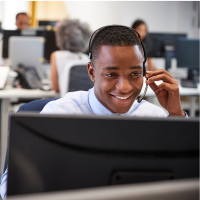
left=50, top=19, right=91, bottom=95
left=132, top=19, right=157, bottom=71
left=15, top=12, right=29, bottom=30
left=0, top=13, right=29, bottom=65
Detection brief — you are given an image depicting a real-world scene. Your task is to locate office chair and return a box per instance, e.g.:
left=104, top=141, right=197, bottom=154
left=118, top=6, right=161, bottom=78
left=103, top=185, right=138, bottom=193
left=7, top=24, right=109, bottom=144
left=3, top=97, right=59, bottom=173
left=68, top=65, right=94, bottom=92
left=18, top=98, right=59, bottom=112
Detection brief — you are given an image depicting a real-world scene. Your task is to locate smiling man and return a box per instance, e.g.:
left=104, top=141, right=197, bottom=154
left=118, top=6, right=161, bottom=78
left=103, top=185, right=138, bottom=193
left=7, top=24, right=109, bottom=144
left=40, top=25, right=185, bottom=117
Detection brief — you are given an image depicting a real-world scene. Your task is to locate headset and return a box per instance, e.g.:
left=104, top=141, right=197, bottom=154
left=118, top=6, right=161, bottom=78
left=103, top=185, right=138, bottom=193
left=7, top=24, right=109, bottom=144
left=88, top=25, right=148, bottom=103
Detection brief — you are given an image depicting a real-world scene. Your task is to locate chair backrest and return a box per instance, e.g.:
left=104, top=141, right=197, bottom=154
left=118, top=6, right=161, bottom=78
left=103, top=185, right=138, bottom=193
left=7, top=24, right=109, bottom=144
left=68, top=65, right=94, bottom=92
left=18, top=98, right=59, bottom=112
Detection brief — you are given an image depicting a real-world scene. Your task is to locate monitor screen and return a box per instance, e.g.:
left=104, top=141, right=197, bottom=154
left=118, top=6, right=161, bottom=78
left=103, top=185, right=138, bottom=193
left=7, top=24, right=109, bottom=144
left=39, top=21, right=58, bottom=27
left=7, top=114, right=199, bottom=196
left=144, top=33, right=187, bottom=58
left=177, top=38, right=199, bottom=69
left=2, top=30, right=58, bottom=61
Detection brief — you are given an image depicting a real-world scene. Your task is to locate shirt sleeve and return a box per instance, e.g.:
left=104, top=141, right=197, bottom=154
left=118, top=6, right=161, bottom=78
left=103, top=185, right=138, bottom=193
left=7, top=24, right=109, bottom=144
left=40, top=101, right=58, bottom=114
left=0, top=168, right=8, bottom=200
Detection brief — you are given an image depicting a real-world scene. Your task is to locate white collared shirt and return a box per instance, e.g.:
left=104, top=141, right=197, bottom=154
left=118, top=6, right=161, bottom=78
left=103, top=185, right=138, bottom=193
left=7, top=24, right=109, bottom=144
left=40, top=87, right=167, bottom=117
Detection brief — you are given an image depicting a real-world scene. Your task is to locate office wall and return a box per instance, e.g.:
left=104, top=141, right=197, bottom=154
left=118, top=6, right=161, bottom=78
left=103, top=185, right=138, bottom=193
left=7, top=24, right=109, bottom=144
left=65, top=1, right=199, bottom=38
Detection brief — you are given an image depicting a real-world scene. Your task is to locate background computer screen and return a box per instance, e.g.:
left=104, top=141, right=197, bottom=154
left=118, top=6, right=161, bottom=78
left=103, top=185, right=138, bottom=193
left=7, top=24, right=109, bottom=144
left=39, top=21, right=58, bottom=27
left=2, top=30, right=59, bottom=61
left=7, top=114, right=199, bottom=196
left=145, top=33, right=187, bottom=58
left=177, top=38, right=199, bottom=69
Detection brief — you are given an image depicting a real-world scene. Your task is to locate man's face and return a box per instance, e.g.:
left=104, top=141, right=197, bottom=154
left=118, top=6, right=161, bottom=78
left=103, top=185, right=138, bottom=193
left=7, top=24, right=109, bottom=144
left=88, top=45, right=144, bottom=114
left=16, top=14, right=29, bottom=30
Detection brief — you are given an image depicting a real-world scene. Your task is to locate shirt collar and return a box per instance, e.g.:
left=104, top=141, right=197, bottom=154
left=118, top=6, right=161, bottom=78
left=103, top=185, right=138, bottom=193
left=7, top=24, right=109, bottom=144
left=88, top=87, right=133, bottom=116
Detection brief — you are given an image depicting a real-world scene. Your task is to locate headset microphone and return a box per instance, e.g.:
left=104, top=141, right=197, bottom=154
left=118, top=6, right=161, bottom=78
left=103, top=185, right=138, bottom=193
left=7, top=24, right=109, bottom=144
left=88, top=25, right=148, bottom=103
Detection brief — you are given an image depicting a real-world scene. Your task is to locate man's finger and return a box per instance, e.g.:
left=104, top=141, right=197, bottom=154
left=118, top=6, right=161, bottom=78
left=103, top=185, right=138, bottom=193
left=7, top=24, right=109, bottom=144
left=154, top=82, right=179, bottom=94
left=146, top=74, right=176, bottom=84
left=148, top=82, right=158, bottom=92
left=146, top=69, right=174, bottom=79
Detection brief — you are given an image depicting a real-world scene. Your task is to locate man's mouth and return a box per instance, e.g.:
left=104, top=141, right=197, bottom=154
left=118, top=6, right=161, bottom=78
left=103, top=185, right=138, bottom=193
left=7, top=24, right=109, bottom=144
left=110, top=93, right=134, bottom=102
left=114, top=95, right=132, bottom=100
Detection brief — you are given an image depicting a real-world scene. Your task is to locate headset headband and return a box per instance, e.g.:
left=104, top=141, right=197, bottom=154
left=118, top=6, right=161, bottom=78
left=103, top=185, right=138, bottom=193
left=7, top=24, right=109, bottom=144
left=88, top=25, right=147, bottom=66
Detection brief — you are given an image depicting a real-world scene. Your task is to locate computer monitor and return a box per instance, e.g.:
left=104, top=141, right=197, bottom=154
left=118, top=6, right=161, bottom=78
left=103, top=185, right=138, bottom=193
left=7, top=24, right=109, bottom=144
left=144, top=33, right=187, bottom=70
left=39, top=21, right=57, bottom=27
left=7, top=114, right=199, bottom=196
left=177, top=38, right=199, bottom=70
left=2, top=30, right=46, bottom=59
left=177, top=38, right=199, bottom=84
left=44, top=31, right=59, bottom=61
left=2, top=30, right=58, bottom=61
left=145, top=33, right=187, bottom=57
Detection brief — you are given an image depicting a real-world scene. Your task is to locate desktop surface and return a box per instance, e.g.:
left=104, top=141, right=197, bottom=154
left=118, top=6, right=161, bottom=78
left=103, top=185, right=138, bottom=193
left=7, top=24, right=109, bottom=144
left=7, top=114, right=199, bottom=196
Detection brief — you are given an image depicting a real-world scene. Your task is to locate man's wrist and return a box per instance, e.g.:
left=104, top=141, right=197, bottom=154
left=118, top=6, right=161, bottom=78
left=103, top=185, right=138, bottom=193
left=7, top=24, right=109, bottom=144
left=169, top=109, right=185, bottom=117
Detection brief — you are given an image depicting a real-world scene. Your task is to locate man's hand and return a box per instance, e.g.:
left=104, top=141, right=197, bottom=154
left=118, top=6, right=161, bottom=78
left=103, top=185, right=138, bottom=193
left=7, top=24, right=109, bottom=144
left=145, top=70, right=185, bottom=117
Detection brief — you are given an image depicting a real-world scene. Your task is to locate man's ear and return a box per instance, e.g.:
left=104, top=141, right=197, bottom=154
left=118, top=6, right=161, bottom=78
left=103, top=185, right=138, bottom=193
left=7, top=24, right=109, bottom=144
left=87, top=62, right=95, bottom=82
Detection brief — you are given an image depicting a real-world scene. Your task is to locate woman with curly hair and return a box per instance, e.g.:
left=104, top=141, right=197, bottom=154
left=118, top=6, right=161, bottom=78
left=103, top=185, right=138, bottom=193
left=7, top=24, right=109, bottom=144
left=50, top=19, right=91, bottom=96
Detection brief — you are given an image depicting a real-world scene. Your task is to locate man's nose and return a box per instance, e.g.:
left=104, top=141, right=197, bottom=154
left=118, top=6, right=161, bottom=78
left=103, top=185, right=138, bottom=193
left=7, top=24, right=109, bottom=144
left=116, top=77, right=132, bottom=93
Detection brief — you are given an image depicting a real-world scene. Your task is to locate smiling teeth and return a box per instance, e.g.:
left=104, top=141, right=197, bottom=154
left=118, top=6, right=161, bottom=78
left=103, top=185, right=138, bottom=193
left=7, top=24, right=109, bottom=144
left=115, top=95, right=131, bottom=100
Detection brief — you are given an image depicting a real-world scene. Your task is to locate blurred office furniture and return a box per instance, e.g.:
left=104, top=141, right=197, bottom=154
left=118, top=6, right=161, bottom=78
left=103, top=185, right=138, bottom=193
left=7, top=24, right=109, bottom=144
left=18, top=98, right=59, bottom=112
left=58, top=61, right=89, bottom=97
left=68, top=65, right=94, bottom=92
left=0, top=66, right=10, bottom=90
left=38, top=20, right=57, bottom=27
left=0, top=86, right=59, bottom=174
left=140, top=79, right=199, bottom=117
left=176, top=38, right=199, bottom=88
left=44, top=31, right=59, bottom=61
left=2, top=30, right=46, bottom=59
left=2, top=29, right=58, bottom=62
left=7, top=114, right=198, bottom=195
left=9, top=36, right=44, bottom=72
left=145, top=33, right=187, bottom=70
left=6, top=178, right=199, bottom=200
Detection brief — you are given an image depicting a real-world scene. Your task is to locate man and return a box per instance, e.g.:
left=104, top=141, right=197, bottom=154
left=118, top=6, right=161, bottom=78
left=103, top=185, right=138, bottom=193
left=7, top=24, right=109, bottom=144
left=41, top=25, right=185, bottom=117
left=0, top=25, right=186, bottom=200
left=15, top=12, right=29, bottom=30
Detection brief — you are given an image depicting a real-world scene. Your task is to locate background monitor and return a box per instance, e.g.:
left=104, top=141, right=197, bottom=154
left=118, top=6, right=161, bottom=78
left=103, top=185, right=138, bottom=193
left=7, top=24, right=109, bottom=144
left=176, top=38, right=199, bottom=69
left=39, top=21, right=58, bottom=27
left=44, top=31, right=59, bottom=61
left=2, top=30, right=46, bottom=59
left=2, top=30, right=58, bottom=61
left=145, top=33, right=187, bottom=58
left=177, top=38, right=199, bottom=82
left=7, top=114, right=199, bottom=196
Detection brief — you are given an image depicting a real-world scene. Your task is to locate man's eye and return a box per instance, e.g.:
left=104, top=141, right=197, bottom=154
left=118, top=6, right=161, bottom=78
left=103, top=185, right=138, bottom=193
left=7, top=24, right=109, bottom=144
left=106, top=73, right=115, bottom=77
left=131, top=72, right=141, bottom=76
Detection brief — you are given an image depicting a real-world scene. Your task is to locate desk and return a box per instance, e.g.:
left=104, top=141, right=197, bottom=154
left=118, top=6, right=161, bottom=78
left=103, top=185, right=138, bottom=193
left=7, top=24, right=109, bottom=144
left=141, top=80, right=200, bottom=117
left=6, top=178, right=199, bottom=200
left=0, top=87, right=59, bottom=174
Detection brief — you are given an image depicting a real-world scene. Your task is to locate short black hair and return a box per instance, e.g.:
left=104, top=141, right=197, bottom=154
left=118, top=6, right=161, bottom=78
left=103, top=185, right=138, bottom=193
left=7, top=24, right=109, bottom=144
left=16, top=13, right=28, bottom=20
left=91, top=26, right=143, bottom=66
left=131, top=19, right=146, bottom=29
